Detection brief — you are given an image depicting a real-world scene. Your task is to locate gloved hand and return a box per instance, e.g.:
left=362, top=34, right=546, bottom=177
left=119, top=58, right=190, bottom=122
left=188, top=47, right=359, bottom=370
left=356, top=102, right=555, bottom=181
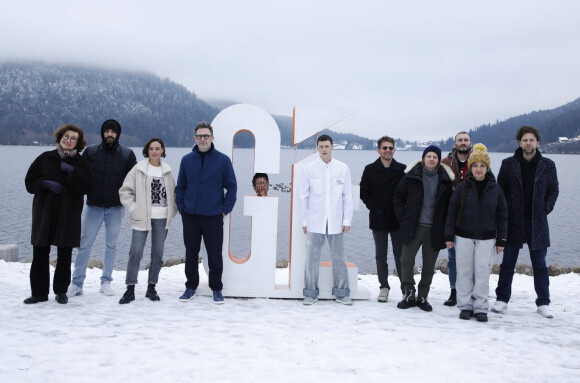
left=43, top=180, right=63, bottom=194
left=60, top=162, right=74, bottom=174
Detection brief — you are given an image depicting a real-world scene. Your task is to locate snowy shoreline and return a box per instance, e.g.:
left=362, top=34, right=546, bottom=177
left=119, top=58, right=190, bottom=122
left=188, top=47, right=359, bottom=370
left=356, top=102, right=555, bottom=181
left=1, top=260, right=579, bottom=382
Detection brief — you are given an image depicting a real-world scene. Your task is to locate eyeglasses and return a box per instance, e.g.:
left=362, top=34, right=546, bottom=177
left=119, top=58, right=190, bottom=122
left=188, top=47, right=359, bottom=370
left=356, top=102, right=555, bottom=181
left=195, top=134, right=212, bottom=140
left=381, top=146, right=394, bottom=151
left=62, top=134, right=78, bottom=143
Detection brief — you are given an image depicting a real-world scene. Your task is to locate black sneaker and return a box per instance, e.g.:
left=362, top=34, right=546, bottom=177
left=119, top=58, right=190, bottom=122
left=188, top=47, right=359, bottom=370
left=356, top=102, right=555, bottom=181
left=119, top=286, right=135, bottom=304
left=444, top=289, right=457, bottom=306
left=55, top=293, right=68, bottom=304
left=145, top=284, right=160, bottom=301
left=416, top=297, right=433, bottom=312
left=459, top=310, right=473, bottom=320
left=397, top=291, right=416, bottom=309
left=23, top=296, right=48, bottom=304
left=475, top=312, right=488, bottom=322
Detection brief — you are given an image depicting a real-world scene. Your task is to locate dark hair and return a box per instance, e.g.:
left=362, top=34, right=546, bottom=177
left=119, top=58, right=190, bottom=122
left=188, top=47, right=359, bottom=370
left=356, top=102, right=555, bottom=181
left=252, top=173, right=269, bottom=186
left=317, top=134, right=333, bottom=145
left=454, top=131, right=470, bottom=141
left=377, top=136, right=395, bottom=148
left=516, top=126, right=540, bottom=142
left=54, top=124, right=87, bottom=151
left=142, top=137, right=166, bottom=158
left=195, top=121, right=214, bottom=135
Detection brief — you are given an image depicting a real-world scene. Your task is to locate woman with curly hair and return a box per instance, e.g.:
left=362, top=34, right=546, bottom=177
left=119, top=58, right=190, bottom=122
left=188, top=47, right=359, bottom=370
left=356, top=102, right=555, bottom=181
left=24, top=124, right=94, bottom=304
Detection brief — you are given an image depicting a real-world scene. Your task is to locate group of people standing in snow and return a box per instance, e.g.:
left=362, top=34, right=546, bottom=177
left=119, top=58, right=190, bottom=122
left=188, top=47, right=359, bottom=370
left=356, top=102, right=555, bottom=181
left=23, top=120, right=559, bottom=320
left=359, top=127, right=559, bottom=321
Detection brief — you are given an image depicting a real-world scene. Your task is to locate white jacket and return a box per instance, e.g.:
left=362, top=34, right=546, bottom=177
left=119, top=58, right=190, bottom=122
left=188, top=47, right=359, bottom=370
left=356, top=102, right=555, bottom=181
left=119, top=159, right=178, bottom=231
left=299, top=157, right=353, bottom=235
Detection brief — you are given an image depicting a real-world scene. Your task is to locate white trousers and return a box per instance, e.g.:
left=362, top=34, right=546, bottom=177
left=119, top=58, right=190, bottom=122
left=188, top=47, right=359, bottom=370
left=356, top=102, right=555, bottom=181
left=455, top=235, right=495, bottom=313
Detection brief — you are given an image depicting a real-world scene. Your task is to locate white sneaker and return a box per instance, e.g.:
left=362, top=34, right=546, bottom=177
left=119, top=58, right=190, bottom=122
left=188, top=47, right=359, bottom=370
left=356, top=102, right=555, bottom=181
left=491, top=300, right=508, bottom=313
left=303, top=297, right=318, bottom=305
left=336, top=296, right=353, bottom=306
left=537, top=305, right=554, bottom=318
left=67, top=284, right=83, bottom=297
left=99, top=282, right=115, bottom=296
left=377, top=288, right=389, bottom=303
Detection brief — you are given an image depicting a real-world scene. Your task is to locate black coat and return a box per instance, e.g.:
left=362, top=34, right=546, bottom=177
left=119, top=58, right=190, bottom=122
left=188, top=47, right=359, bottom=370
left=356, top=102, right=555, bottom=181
left=360, top=158, right=406, bottom=231
left=25, top=150, right=94, bottom=247
left=445, top=172, right=508, bottom=243
left=497, top=148, right=559, bottom=249
left=393, top=161, right=454, bottom=250
left=82, top=143, right=136, bottom=208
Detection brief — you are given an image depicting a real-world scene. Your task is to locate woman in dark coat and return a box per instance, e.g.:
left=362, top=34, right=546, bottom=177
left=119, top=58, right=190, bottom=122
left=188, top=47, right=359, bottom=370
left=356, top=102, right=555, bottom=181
left=24, top=124, right=93, bottom=304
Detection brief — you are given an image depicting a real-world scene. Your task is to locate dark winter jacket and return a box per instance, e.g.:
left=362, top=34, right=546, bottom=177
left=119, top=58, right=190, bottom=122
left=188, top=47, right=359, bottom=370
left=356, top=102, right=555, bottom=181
left=393, top=160, right=454, bottom=250
left=25, top=149, right=94, bottom=247
left=360, top=158, right=406, bottom=231
left=497, top=148, right=559, bottom=249
left=82, top=142, right=137, bottom=207
left=445, top=172, right=508, bottom=245
left=176, top=143, right=237, bottom=216
left=441, top=148, right=469, bottom=188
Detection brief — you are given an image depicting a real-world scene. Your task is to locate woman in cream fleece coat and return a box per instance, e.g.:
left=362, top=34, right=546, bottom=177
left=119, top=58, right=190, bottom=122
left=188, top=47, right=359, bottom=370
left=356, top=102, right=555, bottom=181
left=118, top=137, right=177, bottom=304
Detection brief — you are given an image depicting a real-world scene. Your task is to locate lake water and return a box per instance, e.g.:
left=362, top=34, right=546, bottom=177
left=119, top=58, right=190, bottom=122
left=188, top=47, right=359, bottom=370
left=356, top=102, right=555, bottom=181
left=1, top=145, right=577, bottom=273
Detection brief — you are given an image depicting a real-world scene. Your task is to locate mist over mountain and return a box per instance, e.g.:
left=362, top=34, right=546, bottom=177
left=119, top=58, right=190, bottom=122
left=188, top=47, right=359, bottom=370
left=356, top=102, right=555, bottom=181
left=1, top=62, right=578, bottom=152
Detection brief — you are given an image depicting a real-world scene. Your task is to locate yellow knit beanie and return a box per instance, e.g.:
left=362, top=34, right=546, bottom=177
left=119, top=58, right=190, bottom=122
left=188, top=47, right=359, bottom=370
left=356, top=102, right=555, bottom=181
left=468, top=143, right=490, bottom=170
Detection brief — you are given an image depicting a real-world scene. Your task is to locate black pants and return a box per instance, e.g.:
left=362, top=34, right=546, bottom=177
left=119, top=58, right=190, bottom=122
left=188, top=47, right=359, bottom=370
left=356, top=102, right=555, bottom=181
left=181, top=213, right=224, bottom=291
left=30, top=246, right=72, bottom=297
left=372, top=230, right=403, bottom=292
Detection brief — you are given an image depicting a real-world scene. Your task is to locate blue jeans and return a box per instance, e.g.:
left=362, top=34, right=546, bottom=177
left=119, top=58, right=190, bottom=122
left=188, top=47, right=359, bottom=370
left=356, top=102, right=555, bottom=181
left=447, top=247, right=457, bottom=289
left=303, top=230, right=350, bottom=299
left=495, top=219, right=550, bottom=307
left=125, top=219, right=167, bottom=285
left=72, top=205, right=124, bottom=288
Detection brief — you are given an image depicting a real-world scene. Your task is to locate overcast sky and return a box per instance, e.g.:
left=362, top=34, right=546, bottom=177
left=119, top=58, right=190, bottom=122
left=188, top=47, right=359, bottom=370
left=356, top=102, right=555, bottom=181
left=2, top=0, right=579, bottom=141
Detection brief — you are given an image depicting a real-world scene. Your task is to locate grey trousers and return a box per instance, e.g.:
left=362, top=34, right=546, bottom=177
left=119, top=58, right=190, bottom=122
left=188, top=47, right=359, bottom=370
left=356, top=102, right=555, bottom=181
left=303, top=231, right=350, bottom=299
left=400, top=225, right=439, bottom=299
left=125, top=219, right=167, bottom=286
left=455, top=235, right=494, bottom=314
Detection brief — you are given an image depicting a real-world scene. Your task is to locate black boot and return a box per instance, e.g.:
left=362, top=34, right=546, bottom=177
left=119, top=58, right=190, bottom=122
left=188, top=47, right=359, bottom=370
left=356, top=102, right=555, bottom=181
left=397, top=290, right=416, bottom=309
left=145, top=284, right=160, bottom=301
left=444, top=289, right=457, bottom=306
left=119, top=285, right=135, bottom=304
left=55, top=293, right=68, bottom=304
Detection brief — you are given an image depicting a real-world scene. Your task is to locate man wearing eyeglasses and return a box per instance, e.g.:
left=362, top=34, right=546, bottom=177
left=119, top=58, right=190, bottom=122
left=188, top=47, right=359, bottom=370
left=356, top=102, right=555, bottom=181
left=176, top=121, right=237, bottom=304
left=360, top=136, right=406, bottom=302
left=68, top=119, right=137, bottom=298
left=440, top=131, right=472, bottom=306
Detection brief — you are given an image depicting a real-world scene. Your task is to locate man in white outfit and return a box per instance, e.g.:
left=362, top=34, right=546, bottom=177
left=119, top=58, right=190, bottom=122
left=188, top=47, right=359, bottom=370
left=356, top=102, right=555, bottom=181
left=299, top=134, right=354, bottom=306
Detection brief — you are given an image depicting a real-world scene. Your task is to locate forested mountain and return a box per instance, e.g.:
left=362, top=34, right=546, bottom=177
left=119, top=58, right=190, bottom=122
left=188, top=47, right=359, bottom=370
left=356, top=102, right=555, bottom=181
left=2, top=62, right=577, bottom=151
left=439, top=98, right=580, bottom=152
left=0, top=62, right=375, bottom=148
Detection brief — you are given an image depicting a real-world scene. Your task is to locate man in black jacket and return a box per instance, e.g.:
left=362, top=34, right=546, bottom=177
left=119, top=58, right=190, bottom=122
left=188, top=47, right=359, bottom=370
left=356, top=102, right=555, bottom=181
left=394, top=145, right=454, bottom=311
left=68, top=119, right=137, bottom=297
left=492, top=126, right=559, bottom=318
left=360, top=136, right=406, bottom=302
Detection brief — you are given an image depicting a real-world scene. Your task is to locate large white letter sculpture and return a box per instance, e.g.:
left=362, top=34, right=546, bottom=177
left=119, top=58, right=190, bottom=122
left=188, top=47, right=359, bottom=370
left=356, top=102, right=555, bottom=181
left=193, top=104, right=369, bottom=299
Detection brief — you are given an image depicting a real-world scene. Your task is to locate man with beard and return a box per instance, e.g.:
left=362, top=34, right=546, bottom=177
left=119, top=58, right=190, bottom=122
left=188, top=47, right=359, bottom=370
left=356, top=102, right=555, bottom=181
left=440, top=131, right=472, bottom=306
left=68, top=119, right=137, bottom=297
left=492, top=126, right=559, bottom=318
left=360, top=136, right=406, bottom=302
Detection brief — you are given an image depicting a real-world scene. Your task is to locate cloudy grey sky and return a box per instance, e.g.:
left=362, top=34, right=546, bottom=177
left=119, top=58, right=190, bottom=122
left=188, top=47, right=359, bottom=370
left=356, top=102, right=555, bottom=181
left=2, top=0, right=579, bottom=141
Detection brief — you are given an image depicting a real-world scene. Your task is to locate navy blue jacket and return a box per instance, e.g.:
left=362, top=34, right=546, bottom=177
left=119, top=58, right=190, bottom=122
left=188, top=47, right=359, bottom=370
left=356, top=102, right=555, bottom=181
left=176, top=144, right=237, bottom=216
left=83, top=142, right=136, bottom=207
left=497, top=148, right=559, bottom=249
left=393, top=161, right=454, bottom=250
left=445, top=172, right=508, bottom=244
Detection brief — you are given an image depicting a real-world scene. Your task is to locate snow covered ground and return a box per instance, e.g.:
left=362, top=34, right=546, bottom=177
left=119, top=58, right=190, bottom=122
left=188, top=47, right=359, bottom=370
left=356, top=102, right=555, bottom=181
left=1, top=260, right=579, bottom=383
